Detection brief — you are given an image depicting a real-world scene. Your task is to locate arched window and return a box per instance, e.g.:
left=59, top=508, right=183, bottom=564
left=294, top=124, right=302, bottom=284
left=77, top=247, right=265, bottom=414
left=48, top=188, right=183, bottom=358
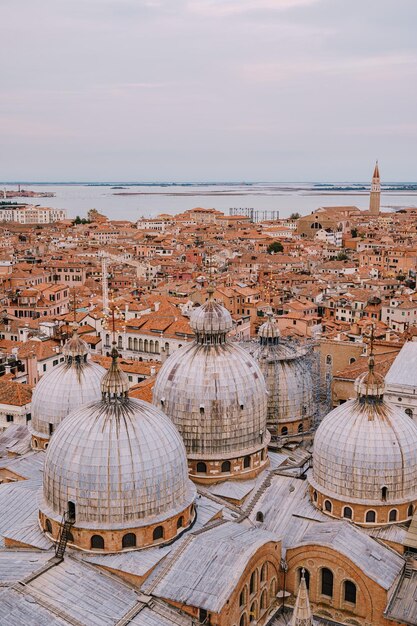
left=261, top=448, right=266, bottom=461
left=249, top=601, right=257, bottom=622
left=105, top=334, right=110, bottom=346
left=118, top=336, right=123, bottom=349
left=256, top=511, right=264, bottom=523
left=45, top=519, right=52, bottom=534
left=366, top=510, right=376, bottom=523
left=281, top=426, right=288, bottom=436
left=33, top=438, right=38, bottom=448
left=68, top=501, right=76, bottom=522
left=153, top=526, right=164, bottom=541
left=389, top=509, right=398, bottom=522
left=349, top=357, right=356, bottom=364
left=165, top=342, right=170, bottom=355
left=269, top=578, right=277, bottom=599
left=321, top=568, right=333, bottom=597
left=343, top=506, right=353, bottom=520
left=91, top=535, right=104, bottom=549
left=150, top=340, right=154, bottom=353
left=326, top=354, right=332, bottom=365
left=196, top=462, right=207, bottom=473
left=324, top=499, right=332, bottom=512
left=144, top=339, right=149, bottom=353
left=260, top=589, right=268, bottom=610
left=243, top=456, right=251, bottom=469
left=260, top=563, right=267, bottom=582
left=239, top=585, right=247, bottom=607
left=405, top=408, right=413, bottom=418
left=155, top=340, right=160, bottom=354
left=381, top=486, right=388, bottom=501
left=249, top=570, right=257, bottom=595
left=221, top=460, right=231, bottom=473
left=134, top=338, right=138, bottom=351
left=408, top=504, right=414, bottom=517
left=67, top=531, right=74, bottom=543
left=299, top=567, right=310, bottom=590
left=177, top=516, right=184, bottom=529
left=239, top=614, right=247, bottom=626
left=344, top=580, right=357, bottom=604
left=128, top=337, right=133, bottom=350
left=122, top=533, right=136, bottom=548
left=313, top=490, right=318, bottom=502
left=139, top=338, right=143, bottom=351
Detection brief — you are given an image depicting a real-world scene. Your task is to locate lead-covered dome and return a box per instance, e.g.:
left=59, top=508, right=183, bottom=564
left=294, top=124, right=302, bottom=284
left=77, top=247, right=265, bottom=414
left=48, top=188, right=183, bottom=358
left=39, top=346, right=196, bottom=551
left=29, top=328, right=105, bottom=450
left=153, top=295, right=269, bottom=483
left=310, top=357, right=417, bottom=524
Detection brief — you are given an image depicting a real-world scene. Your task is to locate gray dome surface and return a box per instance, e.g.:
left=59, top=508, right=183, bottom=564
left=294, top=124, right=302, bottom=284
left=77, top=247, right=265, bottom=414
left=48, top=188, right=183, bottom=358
left=29, top=354, right=105, bottom=439
left=311, top=397, right=417, bottom=504
left=41, top=397, right=195, bottom=528
left=153, top=341, right=268, bottom=457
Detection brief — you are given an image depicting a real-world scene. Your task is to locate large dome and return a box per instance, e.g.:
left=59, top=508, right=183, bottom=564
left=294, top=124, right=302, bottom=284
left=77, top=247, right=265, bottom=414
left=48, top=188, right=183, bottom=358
left=40, top=346, right=196, bottom=551
left=153, top=296, right=269, bottom=482
left=29, top=329, right=105, bottom=449
left=310, top=361, right=417, bottom=523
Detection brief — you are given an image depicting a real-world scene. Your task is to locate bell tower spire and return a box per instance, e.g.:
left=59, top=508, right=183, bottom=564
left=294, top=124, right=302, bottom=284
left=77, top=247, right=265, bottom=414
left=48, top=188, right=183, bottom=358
left=369, top=160, right=381, bottom=216
left=290, top=569, right=314, bottom=626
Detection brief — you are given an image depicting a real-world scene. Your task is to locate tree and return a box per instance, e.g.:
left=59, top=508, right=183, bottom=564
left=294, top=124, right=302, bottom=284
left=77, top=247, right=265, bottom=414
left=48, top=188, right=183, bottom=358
left=396, top=274, right=406, bottom=282
left=351, top=228, right=358, bottom=238
left=267, top=241, right=284, bottom=254
left=336, top=252, right=348, bottom=261
left=289, top=212, right=301, bottom=220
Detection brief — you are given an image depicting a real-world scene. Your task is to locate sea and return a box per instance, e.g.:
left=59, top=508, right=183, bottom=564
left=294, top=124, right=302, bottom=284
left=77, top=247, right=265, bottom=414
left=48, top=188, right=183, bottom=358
left=1, top=182, right=417, bottom=221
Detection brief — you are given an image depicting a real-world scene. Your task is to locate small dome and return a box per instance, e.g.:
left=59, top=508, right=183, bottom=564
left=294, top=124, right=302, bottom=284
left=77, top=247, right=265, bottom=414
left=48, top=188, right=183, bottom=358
left=29, top=332, right=105, bottom=441
left=190, top=298, right=233, bottom=341
left=40, top=396, right=195, bottom=529
left=258, top=313, right=280, bottom=344
left=311, top=374, right=417, bottom=505
left=101, top=345, right=130, bottom=398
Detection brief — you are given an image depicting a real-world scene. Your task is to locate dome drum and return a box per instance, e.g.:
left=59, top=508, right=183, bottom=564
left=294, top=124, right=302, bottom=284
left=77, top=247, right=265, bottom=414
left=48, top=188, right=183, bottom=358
left=309, top=485, right=416, bottom=526
left=188, top=445, right=270, bottom=484
left=39, top=502, right=195, bottom=553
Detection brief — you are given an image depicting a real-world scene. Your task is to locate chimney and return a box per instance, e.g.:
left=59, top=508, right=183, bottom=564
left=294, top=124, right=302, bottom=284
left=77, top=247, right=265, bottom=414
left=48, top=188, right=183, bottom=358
left=150, top=365, right=156, bottom=376
left=154, top=301, right=160, bottom=312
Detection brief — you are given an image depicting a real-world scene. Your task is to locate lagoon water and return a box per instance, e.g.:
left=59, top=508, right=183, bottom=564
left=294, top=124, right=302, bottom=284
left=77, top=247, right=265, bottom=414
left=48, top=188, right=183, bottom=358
left=1, top=182, right=417, bottom=221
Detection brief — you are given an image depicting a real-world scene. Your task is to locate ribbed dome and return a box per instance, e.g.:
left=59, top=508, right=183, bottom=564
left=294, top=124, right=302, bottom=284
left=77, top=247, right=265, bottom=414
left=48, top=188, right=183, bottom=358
left=29, top=334, right=105, bottom=440
left=153, top=339, right=268, bottom=459
left=311, top=394, right=417, bottom=505
left=258, top=313, right=280, bottom=344
left=40, top=396, right=196, bottom=529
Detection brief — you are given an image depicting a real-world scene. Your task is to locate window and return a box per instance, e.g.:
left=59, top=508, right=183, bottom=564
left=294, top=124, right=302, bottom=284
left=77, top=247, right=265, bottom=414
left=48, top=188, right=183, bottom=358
left=389, top=509, right=398, bottom=522
left=196, top=462, right=207, bottom=473
left=321, top=568, right=334, bottom=598
left=343, top=506, right=353, bottom=520
left=200, top=406, right=205, bottom=415
left=326, top=355, right=332, bottom=365
left=240, top=614, right=247, bottom=626
left=6, top=415, right=13, bottom=423
left=153, top=525, right=164, bottom=541
left=199, top=609, right=208, bottom=623
left=45, top=519, right=52, bottom=534
left=405, top=408, right=413, bottom=418
left=49, top=423, right=53, bottom=436
left=249, top=601, right=257, bottom=622
left=260, top=563, right=267, bottom=582
left=260, top=589, right=267, bottom=610
left=281, top=426, right=288, bottom=436
left=366, top=510, right=376, bottom=523
left=298, top=423, right=303, bottom=433
left=66, top=501, right=76, bottom=522
left=177, top=516, right=184, bottom=529
left=324, top=499, right=332, bottom=512
left=221, top=461, right=231, bottom=473
left=408, top=504, right=414, bottom=517
left=250, top=571, right=257, bottom=595
left=313, top=490, right=318, bottom=502
left=256, top=511, right=264, bottom=523
left=350, top=357, right=356, bottom=364
left=53, top=359, right=58, bottom=366
left=239, top=586, right=247, bottom=607
left=122, top=533, right=136, bottom=548
left=91, top=535, right=104, bottom=549
left=299, top=568, right=310, bottom=590
left=381, top=486, right=388, bottom=501
left=243, top=456, right=251, bottom=469
left=33, top=438, right=38, bottom=448
left=344, top=580, right=357, bottom=604
left=26, top=413, right=31, bottom=422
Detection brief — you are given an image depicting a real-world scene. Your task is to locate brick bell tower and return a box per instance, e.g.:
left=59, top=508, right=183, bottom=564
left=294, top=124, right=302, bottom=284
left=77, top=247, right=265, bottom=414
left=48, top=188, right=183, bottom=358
left=369, top=160, right=381, bottom=216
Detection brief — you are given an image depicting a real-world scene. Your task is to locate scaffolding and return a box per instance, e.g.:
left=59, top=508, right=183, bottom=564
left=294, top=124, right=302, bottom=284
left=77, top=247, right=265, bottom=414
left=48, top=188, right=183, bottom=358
left=229, top=208, right=280, bottom=222
left=239, top=335, right=332, bottom=446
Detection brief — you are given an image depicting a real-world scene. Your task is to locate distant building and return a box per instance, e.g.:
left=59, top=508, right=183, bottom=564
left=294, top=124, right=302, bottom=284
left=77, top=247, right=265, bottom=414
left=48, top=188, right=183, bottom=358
left=369, top=160, right=381, bottom=216
left=0, top=205, right=66, bottom=224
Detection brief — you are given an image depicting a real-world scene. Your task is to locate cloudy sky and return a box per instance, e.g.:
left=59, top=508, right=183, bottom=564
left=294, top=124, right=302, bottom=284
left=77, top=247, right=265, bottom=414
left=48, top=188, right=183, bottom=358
left=1, top=0, right=416, bottom=181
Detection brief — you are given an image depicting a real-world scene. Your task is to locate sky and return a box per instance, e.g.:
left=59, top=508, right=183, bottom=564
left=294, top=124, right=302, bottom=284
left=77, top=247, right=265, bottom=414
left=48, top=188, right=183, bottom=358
left=1, top=0, right=417, bottom=181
